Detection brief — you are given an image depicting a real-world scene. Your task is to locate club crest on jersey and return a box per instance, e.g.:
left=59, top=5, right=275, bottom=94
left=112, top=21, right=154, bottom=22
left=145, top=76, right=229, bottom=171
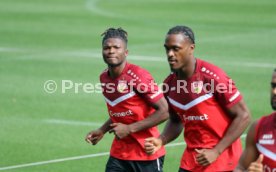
left=191, top=81, right=203, bottom=94
left=117, top=80, right=128, bottom=93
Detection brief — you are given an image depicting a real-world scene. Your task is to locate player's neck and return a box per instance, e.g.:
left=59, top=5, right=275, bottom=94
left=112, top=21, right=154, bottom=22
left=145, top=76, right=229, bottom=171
left=108, top=61, right=127, bottom=79
left=177, top=57, right=196, bottom=80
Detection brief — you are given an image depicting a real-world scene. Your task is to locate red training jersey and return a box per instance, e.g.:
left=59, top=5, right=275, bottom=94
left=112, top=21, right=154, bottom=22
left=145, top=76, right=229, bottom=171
left=163, top=58, right=243, bottom=171
left=100, top=62, right=165, bottom=160
left=255, top=112, right=276, bottom=172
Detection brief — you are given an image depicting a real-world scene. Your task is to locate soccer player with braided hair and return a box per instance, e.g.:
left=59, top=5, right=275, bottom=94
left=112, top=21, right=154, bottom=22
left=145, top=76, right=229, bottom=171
left=144, top=25, right=251, bottom=171
left=85, top=28, right=169, bottom=172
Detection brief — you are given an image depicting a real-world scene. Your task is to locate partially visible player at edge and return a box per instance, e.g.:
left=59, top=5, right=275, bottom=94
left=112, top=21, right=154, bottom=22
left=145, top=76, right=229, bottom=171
left=144, top=25, right=251, bottom=172
left=234, top=68, right=276, bottom=172
left=85, top=28, right=169, bottom=172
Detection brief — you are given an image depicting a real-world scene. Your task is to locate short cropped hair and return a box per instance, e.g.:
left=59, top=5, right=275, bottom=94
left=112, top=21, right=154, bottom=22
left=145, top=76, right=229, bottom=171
left=167, top=26, right=195, bottom=44
left=101, top=27, right=128, bottom=45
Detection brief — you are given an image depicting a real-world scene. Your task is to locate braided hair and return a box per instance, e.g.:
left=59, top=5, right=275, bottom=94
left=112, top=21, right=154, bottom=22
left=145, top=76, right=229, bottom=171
left=167, top=26, right=195, bottom=44
left=101, top=27, right=128, bottom=46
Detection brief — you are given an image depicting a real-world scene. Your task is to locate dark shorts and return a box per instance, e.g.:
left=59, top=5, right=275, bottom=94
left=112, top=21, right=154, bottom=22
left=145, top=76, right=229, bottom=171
left=178, top=168, right=191, bottom=172
left=105, top=156, right=165, bottom=172
left=179, top=168, right=231, bottom=172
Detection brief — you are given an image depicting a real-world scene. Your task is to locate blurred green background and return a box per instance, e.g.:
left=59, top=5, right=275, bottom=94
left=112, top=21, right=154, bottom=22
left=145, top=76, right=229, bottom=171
left=0, top=0, right=275, bottom=171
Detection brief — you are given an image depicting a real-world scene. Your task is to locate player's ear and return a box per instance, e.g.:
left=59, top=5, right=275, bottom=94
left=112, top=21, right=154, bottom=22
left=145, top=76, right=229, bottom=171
left=125, top=49, right=129, bottom=57
left=189, top=44, right=195, bottom=55
left=190, top=44, right=195, bottom=50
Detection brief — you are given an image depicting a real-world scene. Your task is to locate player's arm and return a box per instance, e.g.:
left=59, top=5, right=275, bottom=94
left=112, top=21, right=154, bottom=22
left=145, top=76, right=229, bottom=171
left=129, top=96, right=169, bottom=132
left=109, top=97, right=169, bottom=139
left=85, top=118, right=112, bottom=145
left=98, top=118, right=113, bottom=133
left=144, top=109, right=183, bottom=155
left=158, top=109, right=183, bottom=144
left=214, top=99, right=251, bottom=155
left=234, top=121, right=260, bottom=172
left=195, top=99, right=251, bottom=166
left=196, top=70, right=251, bottom=166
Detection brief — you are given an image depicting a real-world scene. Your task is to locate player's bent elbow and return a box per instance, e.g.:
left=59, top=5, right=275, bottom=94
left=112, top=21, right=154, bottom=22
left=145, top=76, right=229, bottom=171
left=160, top=110, right=169, bottom=122
left=155, top=107, right=169, bottom=123
left=241, top=111, right=251, bottom=128
left=155, top=98, right=169, bottom=122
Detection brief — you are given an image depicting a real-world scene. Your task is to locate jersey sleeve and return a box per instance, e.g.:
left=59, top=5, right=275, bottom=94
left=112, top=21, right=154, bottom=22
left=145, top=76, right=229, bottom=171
left=132, top=69, right=163, bottom=104
left=213, top=70, right=243, bottom=109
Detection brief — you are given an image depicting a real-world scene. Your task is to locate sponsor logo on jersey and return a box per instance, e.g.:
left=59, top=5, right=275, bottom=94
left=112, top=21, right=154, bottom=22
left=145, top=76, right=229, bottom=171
left=117, top=80, right=128, bottom=93
left=259, top=134, right=275, bottom=145
left=109, top=110, right=133, bottom=117
left=183, top=114, right=209, bottom=121
left=191, top=81, right=203, bottom=94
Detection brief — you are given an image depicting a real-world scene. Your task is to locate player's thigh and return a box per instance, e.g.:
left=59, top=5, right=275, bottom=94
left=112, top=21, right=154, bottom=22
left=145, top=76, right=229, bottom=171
left=105, top=156, right=129, bottom=172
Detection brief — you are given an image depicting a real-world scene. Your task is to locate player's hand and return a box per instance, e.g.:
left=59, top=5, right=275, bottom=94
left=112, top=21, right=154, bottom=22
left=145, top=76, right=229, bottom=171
left=195, top=148, right=220, bottom=166
left=85, top=129, right=104, bottom=145
left=144, top=137, right=162, bottom=155
left=247, top=154, right=263, bottom=172
left=109, top=123, right=131, bottom=139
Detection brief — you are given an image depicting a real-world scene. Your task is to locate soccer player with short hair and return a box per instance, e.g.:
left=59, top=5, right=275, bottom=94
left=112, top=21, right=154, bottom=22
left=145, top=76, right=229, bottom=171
left=144, top=25, right=251, bottom=172
left=85, top=28, right=169, bottom=172
left=234, top=69, right=276, bottom=172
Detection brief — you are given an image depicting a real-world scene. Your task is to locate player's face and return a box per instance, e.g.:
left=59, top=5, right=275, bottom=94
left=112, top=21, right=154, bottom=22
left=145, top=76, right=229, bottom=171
left=164, top=34, right=194, bottom=72
left=102, top=38, right=128, bottom=67
left=271, top=71, right=276, bottom=110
